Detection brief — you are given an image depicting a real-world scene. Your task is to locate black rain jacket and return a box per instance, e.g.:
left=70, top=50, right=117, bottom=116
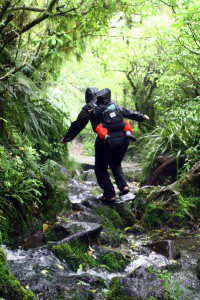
left=63, top=88, right=146, bottom=142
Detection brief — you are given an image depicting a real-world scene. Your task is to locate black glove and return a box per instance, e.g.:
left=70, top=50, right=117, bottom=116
left=60, top=136, right=73, bottom=144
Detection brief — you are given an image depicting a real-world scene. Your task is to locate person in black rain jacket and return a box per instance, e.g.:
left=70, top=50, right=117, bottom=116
left=62, top=88, right=149, bottom=202
left=92, top=88, right=148, bottom=202
left=61, top=87, right=98, bottom=143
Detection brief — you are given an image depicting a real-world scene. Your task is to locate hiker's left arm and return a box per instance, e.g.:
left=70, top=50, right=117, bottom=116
left=119, top=106, right=149, bottom=122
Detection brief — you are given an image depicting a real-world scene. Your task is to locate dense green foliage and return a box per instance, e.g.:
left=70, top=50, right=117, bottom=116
left=0, top=0, right=137, bottom=240
left=0, top=2, right=199, bottom=299
left=60, top=0, right=200, bottom=174
left=0, top=0, right=199, bottom=241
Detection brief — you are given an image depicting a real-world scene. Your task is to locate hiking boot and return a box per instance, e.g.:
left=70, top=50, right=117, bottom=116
left=119, top=186, right=130, bottom=196
left=99, top=195, right=116, bottom=203
left=100, top=196, right=116, bottom=208
left=126, top=131, right=137, bottom=142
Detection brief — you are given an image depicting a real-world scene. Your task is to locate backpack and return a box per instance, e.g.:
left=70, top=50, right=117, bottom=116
left=97, top=103, right=125, bottom=132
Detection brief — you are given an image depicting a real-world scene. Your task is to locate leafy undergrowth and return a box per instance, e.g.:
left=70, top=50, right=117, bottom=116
left=0, top=133, right=71, bottom=243
left=139, top=100, right=200, bottom=181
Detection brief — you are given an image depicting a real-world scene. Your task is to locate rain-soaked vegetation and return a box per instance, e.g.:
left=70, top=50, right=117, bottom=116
left=0, top=0, right=199, bottom=299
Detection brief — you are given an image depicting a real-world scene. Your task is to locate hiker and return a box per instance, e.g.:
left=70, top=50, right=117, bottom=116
left=91, top=88, right=149, bottom=202
left=61, top=87, right=98, bottom=143
left=61, top=87, right=149, bottom=203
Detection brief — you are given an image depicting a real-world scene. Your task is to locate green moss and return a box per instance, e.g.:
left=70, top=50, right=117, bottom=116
left=94, top=205, right=125, bottom=247
left=115, top=202, right=136, bottom=227
left=99, top=228, right=123, bottom=247
left=105, top=278, right=127, bottom=300
left=43, top=225, right=68, bottom=243
left=51, top=240, right=96, bottom=271
left=99, top=251, right=127, bottom=271
left=94, top=206, right=124, bottom=229
left=0, top=248, right=7, bottom=278
left=133, top=185, right=200, bottom=229
left=0, top=247, right=36, bottom=300
left=143, top=203, right=166, bottom=228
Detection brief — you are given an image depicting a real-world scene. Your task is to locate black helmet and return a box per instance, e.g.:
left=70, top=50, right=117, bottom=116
left=85, top=87, right=98, bottom=103
left=96, top=88, right=111, bottom=106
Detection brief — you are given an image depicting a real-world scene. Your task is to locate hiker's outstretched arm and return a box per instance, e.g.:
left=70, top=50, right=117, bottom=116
left=62, top=107, right=90, bottom=143
left=119, top=106, right=147, bottom=122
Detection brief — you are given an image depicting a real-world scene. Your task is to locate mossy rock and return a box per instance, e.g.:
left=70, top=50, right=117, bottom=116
left=94, top=205, right=124, bottom=229
left=115, top=202, right=136, bottom=227
left=179, top=161, right=200, bottom=197
left=43, top=224, right=69, bottom=243
left=0, top=248, right=7, bottom=277
left=98, top=250, right=127, bottom=272
left=133, top=185, right=195, bottom=229
left=105, top=273, right=165, bottom=299
left=51, top=240, right=96, bottom=271
left=99, top=228, right=122, bottom=247
left=105, top=278, right=127, bottom=300
left=0, top=248, right=36, bottom=300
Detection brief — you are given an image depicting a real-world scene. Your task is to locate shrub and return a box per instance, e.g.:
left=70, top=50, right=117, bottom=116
left=139, top=99, right=200, bottom=179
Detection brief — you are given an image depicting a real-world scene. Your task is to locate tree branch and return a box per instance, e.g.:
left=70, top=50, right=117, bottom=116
left=157, top=0, right=177, bottom=13
left=12, top=6, right=46, bottom=12
left=0, top=33, right=30, bottom=81
left=174, top=35, right=200, bottom=55
left=0, top=0, right=11, bottom=21
left=19, top=0, right=59, bottom=34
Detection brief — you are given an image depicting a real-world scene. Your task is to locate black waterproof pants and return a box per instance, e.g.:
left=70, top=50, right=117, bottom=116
left=94, top=134, right=129, bottom=198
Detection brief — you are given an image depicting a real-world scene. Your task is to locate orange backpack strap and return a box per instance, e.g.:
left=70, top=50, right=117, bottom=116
left=124, top=121, right=133, bottom=133
left=95, top=124, right=108, bottom=139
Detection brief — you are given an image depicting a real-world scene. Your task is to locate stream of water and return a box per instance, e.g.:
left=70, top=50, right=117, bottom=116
left=3, top=168, right=200, bottom=299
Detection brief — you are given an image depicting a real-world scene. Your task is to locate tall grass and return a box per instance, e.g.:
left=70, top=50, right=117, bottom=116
left=139, top=99, right=200, bottom=176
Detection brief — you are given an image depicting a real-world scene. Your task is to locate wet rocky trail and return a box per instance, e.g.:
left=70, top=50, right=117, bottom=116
left=3, top=151, right=200, bottom=300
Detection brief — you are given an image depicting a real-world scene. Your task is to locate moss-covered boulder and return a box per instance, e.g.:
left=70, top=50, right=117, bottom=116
left=97, top=248, right=128, bottom=271
left=94, top=204, right=124, bottom=229
left=133, top=182, right=200, bottom=229
left=115, top=202, right=136, bottom=227
left=0, top=247, right=36, bottom=300
left=51, top=240, right=96, bottom=271
left=133, top=186, right=182, bottom=228
left=43, top=224, right=69, bottom=243
left=98, top=228, right=123, bottom=247
left=105, top=278, right=127, bottom=300
left=105, top=270, right=166, bottom=300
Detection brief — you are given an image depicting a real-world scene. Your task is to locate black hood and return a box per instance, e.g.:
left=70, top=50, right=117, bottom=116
left=85, top=87, right=98, bottom=103
left=96, top=88, right=111, bottom=106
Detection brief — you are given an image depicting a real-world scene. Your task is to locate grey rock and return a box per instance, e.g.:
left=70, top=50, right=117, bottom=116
left=196, top=257, right=200, bottom=279
left=56, top=221, right=102, bottom=245
left=107, top=275, right=166, bottom=299
left=83, top=169, right=96, bottom=182
left=144, top=240, right=181, bottom=260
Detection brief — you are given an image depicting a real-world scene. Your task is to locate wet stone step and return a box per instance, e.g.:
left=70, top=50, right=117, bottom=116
left=144, top=240, right=181, bottom=260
